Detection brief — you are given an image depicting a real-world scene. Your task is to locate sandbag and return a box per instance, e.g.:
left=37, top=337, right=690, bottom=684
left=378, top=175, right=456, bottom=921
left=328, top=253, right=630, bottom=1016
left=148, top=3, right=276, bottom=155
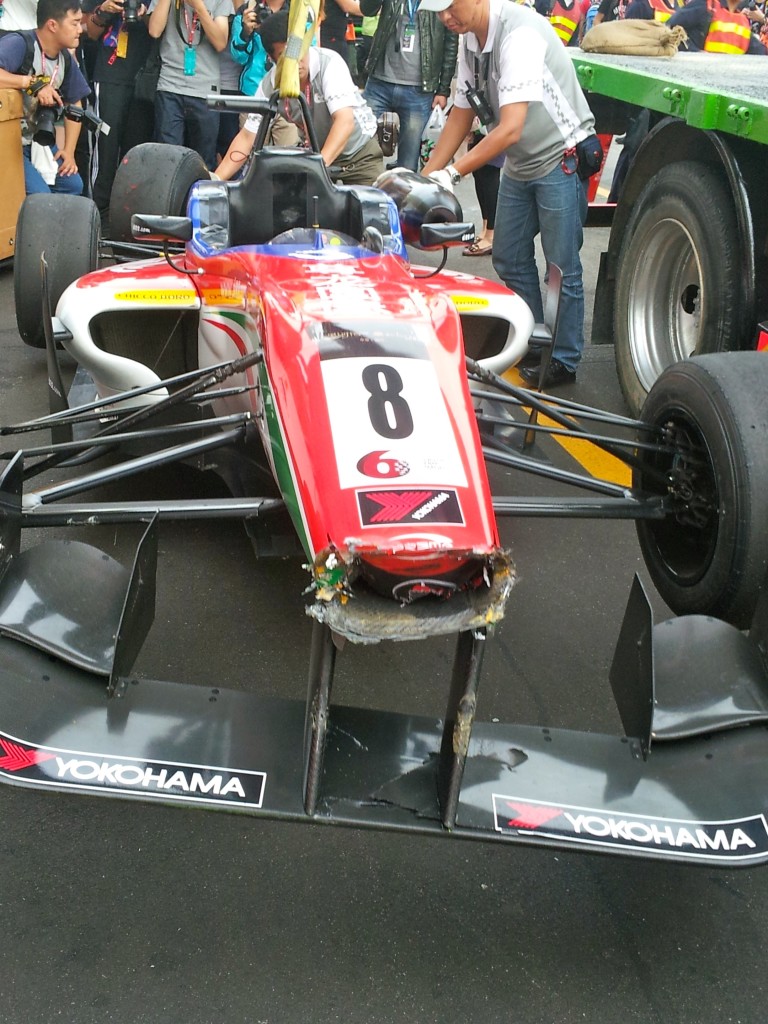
left=581, top=20, right=687, bottom=56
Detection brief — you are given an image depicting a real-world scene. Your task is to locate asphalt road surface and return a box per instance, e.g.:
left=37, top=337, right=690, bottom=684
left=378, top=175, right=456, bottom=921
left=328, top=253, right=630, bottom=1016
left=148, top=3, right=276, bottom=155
left=0, top=195, right=766, bottom=1024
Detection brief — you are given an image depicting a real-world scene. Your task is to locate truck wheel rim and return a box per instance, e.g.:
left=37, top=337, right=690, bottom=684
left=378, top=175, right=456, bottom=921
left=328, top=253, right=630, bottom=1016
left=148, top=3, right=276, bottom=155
left=628, top=218, right=703, bottom=393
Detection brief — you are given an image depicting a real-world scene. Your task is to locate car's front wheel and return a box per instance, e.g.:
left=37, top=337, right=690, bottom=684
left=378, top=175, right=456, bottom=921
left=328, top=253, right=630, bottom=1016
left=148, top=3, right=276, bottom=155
left=14, top=194, right=100, bottom=349
left=109, top=143, right=209, bottom=243
left=635, top=352, right=768, bottom=629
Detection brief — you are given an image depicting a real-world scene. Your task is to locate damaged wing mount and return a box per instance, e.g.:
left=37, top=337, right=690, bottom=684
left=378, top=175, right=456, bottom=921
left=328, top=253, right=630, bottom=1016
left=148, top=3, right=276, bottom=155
left=611, top=574, right=768, bottom=758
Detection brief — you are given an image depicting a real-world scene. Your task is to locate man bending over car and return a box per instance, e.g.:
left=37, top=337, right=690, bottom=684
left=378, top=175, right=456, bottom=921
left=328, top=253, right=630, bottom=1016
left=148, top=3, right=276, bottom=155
left=215, top=10, right=384, bottom=185
left=421, top=0, right=597, bottom=390
left=0, top=0, right=91, bottom=195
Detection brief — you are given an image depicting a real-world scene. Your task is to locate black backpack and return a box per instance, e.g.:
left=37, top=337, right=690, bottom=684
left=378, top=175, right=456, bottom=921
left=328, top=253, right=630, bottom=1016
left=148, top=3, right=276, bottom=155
left=0, top=28, right=73, bottom=88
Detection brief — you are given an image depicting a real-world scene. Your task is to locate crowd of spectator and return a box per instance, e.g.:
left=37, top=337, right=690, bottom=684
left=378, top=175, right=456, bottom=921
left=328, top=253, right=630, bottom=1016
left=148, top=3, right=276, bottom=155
left=0, top=0, right=387, bottom=227
left=0, top=0, right=764, bottom=401
left=1, top=0, right=765, bottom=225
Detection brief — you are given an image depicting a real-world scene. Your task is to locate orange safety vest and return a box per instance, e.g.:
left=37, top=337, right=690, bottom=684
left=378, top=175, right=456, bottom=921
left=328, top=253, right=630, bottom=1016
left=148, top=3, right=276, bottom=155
left=550, top=0, right=582, bottom=42
left=704, top=4, right=752, bottom=52
left=647, top=0, right=680, bottom=22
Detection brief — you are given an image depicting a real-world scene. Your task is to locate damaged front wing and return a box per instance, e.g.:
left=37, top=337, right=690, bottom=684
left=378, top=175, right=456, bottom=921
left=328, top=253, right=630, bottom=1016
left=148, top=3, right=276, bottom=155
left=2, top=445, right=768, bottom=866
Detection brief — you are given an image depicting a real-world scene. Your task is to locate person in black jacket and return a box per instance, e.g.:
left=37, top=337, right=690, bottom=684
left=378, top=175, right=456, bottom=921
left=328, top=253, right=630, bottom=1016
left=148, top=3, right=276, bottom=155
left=83, top=0, right=154, bottom=228
left=360, top=0, right=457, bottom=170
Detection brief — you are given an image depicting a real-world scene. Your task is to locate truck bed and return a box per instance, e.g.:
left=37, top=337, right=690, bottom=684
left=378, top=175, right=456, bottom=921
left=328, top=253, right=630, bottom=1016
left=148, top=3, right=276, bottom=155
left=571, top=51, right=768, bottom=144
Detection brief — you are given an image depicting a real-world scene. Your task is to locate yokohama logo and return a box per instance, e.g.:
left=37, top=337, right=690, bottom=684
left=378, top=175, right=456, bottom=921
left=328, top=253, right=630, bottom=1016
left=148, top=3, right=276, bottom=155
left=357, top=488, right=463, bottom=526
left=0, top=738, right=55, bottom=772
left=492, top=795, right=768, bottom=861
left=0, top=732, right=266, bottom=808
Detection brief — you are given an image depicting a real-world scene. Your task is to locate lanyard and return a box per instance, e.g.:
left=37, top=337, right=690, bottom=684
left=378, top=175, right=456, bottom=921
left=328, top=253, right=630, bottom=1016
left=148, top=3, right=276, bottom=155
left=405, top=0, right=416, bottom=23
left=176, top=0, right=200, bottom=45
left=37, top=40, right=59, bottom=84
left=182, top=3, right=200, bottom=44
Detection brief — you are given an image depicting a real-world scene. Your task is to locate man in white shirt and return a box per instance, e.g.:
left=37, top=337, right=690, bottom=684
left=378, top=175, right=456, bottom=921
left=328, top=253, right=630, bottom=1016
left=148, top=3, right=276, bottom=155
left=422, top=0, right=596, bottom=387
left=216, top=10, right=383, bottom=184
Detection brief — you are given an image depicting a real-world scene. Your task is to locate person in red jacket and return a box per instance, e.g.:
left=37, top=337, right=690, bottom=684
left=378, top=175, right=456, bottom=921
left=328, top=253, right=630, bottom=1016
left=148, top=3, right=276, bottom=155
left=667, top=0, right=766, bottom=51
left=549, top=0, right=583, bottom=42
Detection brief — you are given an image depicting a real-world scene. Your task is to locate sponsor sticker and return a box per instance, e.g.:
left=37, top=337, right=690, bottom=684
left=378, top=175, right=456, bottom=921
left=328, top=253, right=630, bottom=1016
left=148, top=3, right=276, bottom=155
left=201, top=286, right=245, bottom=307
left=0, top=733, right=265, bottom=809
left=321, top=356, right=468, bottom=489
left=314, top=320, right=427, bottom=361
left=357, top=488, right=464, bottom=526
left=356, top=450, right=410, bottom=479
left=492, top=795, right=768, bottom=861
left=114, top=289, right=198, bottom=305
left=451, top=294, right=490, bottom=311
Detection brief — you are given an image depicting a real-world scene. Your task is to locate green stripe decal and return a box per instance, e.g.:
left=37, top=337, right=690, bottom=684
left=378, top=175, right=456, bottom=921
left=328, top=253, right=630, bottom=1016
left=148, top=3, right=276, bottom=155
left=258, top=362, right=312, bottom=558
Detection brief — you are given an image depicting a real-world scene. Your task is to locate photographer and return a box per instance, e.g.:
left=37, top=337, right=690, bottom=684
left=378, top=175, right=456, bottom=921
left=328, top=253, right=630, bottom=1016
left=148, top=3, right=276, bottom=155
left=230, top=0, right=289, bottom=95
left=83, top=0, right=154, bottom=230
left=0, top=0, right=91, bottom=195
left=422, top=0, right=596, bottom=388
left=147, top=0, right=231, bottom=169
left=360, top=0, right=457, bottom=172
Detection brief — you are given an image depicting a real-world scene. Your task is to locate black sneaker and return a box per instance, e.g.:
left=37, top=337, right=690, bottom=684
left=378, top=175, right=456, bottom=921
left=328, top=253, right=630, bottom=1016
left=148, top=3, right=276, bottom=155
left=517, top=349, right=541, bottom=369
left=519, top=358, right=577, bottom=389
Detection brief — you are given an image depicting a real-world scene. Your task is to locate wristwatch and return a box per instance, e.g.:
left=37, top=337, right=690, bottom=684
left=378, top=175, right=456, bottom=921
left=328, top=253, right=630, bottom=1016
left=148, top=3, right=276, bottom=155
left=446, top=164, right=462, bottom=185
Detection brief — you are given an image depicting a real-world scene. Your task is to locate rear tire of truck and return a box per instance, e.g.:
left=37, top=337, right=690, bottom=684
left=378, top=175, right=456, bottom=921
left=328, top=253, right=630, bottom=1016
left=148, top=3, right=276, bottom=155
left=614, top=161, right=741, bottom=417
left=14, top=194, right=100, bottom=349
left=635, top=353, right=768, bottom=629
left=109, top=143, right=209, bottom=243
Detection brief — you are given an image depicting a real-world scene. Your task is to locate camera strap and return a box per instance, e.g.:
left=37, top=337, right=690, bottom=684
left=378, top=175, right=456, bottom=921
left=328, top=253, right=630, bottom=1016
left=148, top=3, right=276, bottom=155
left=472, top=51, right=489, bottom=92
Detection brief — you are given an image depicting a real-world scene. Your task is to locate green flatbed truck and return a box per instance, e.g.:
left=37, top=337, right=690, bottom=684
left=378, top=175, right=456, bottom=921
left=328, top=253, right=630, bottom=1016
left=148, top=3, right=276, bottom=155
left=571, top=51, right=768, bottom=414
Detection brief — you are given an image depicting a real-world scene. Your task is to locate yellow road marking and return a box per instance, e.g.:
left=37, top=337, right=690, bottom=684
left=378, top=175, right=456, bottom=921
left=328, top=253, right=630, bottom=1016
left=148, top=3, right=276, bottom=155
left=505, top=367, right=632, bottom=487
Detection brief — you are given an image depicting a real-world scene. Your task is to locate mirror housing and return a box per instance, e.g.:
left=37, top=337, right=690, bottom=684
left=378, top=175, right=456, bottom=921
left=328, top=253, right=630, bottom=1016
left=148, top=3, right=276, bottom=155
left=419, top=222, right=476, bottom=251
left=131, top=214, right=193, bottom=243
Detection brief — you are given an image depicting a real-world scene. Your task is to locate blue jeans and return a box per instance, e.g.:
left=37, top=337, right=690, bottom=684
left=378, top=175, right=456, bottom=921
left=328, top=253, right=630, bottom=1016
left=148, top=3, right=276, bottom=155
left=22, top=145, right=83, bottom=196
left=492, top=162, right=587, bottom=371
left=154, top=91, right=220, bottom=170
left=363, top=76, right=434, bottom=172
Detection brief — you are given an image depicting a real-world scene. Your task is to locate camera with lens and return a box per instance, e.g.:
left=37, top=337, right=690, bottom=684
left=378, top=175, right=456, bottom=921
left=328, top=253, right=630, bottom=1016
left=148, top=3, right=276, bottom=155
left=253, top=0, right=274, bottom=24
left=123, top=0, right=140, bottom=25
left=464, top=81, right=494, bottom=129
left=32, top=105, right=58, bottom=147
left=33, top=103, right=108, bottom=146
left=62, top=104, right=108, bottom=135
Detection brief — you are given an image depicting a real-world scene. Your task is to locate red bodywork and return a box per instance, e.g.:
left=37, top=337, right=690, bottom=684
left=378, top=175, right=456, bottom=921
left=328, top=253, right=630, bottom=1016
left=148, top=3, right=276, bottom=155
left=195, top=246, right=502, bottom=598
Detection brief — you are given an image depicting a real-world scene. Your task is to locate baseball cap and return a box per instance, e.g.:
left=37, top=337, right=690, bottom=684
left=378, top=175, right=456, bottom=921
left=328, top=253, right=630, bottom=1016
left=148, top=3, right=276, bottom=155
left=418, top=0, right=454, bottom=10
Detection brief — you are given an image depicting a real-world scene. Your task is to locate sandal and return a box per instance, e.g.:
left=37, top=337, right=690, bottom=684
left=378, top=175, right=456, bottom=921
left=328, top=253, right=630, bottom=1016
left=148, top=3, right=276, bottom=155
left=463, top=239, right=493, bottom=256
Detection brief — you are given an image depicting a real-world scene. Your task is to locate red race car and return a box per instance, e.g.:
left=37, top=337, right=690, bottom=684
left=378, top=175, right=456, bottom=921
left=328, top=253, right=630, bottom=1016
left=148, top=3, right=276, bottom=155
left=3, top=95, right=768, bottom=866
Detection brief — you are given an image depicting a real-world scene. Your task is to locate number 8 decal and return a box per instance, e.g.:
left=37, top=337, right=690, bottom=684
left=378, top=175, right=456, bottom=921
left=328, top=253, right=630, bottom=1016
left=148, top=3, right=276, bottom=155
left=362, top=363, right=414, bottom=439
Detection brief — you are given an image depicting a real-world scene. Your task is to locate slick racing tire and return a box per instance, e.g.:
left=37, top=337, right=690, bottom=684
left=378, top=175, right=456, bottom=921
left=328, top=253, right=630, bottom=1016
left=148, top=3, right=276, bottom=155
left=109, top=143, right=209, bottom=243
left=635, top=353, right=768, bottom=629
left=14, top=194, right=100, bottom=349
left=614, top=161, right=742, bottom=417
